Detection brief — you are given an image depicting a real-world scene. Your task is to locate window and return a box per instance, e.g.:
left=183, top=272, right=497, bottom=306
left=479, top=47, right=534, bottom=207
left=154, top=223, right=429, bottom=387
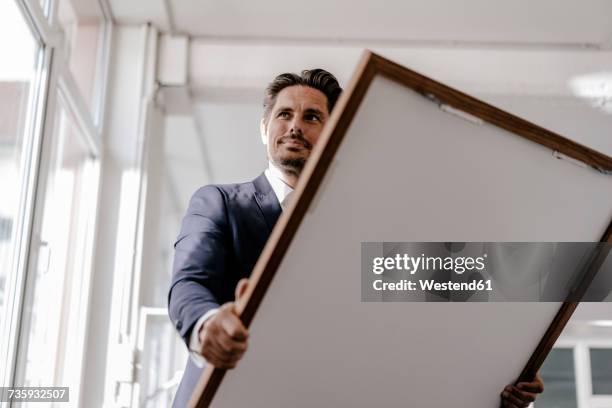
left=0, top=0, right=109, bottom=403
left=0, top=0, right=43, bottom=385
left=39, top=0, right=50, bottom=16
left=137, top=309, right=186, bottom=407
left=590, top=348, right=612, bottom=395
left=537, top=341, right=612, bottom=408
left=15, top=90, right=99, bottom=404
left=55, top=0, right=105, bottom=114
left=537, top=348, right=578, bottom=408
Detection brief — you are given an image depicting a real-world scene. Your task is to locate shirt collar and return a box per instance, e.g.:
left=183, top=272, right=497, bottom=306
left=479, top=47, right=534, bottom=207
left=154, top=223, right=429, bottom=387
left=264, top=161, right=294, bottom=207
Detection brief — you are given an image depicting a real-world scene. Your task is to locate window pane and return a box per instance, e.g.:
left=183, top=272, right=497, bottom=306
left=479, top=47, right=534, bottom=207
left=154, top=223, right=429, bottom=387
left=537, top=348, right=577, bottom=408
left=0, top=0, right=40, bottom=361
left=139, top=314, right=187, bottom=407
left=590, top=348, right=612, bottom=395
left=40, top=0, right=50, bottom=17
left=57, top=0, right=103, bottom=112
left=17, top=94, right=97, bottom=402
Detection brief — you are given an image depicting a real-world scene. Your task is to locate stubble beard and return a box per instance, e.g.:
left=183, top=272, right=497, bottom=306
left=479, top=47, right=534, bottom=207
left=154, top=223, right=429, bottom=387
left=276, top=155, right=305, bottom=177
left=270, top=148, right=307, bottom=178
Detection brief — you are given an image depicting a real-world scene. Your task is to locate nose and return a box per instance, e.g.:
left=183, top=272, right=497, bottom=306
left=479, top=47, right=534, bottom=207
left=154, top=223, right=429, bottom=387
left=289, top=117, right=304, bottom=135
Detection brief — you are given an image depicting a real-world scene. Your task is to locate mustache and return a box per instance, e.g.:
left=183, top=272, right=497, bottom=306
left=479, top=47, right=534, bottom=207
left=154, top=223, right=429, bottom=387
left=279, top=133, right=312, bottom=149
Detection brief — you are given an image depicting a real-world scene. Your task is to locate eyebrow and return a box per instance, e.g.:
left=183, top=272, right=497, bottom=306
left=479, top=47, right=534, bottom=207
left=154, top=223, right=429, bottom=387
left=304, top=108, right=325, bottom=117
left=276, top=107, right=326, bottom=117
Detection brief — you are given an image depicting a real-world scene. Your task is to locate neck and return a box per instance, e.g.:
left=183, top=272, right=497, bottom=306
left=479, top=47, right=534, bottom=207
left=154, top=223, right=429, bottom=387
left=269, top=160, right=301, bottom=189
left=279, top=169, right=299, bottom=188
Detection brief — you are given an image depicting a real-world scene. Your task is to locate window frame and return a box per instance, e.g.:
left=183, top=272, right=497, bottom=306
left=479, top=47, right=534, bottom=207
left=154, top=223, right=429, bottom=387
left=0, top=0, right=112, bottom=402
left=0, top=1, right=52, bottom=393
left=551, top=338, right=612, bottom=408
left=583, top=340, right=612, bottom=407
left=13, top=69, right=101, bottom=401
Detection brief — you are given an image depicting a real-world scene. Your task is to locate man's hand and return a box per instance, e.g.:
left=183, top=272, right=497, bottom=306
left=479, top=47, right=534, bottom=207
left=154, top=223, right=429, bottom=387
left=198, top=278, right=250, bottom=369
left=501, top=373, right=544, bottom=408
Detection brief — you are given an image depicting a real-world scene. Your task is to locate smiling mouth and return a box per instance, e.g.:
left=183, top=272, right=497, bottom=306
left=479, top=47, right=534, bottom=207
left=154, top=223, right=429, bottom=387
left=281, top=139, right=308, bottom=149
left=284, top=140, right=305, bottom=147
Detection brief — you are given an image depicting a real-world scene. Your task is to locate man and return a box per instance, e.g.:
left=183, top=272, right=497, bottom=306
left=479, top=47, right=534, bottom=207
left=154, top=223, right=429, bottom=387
left=168, top=69, right=543, bottom=407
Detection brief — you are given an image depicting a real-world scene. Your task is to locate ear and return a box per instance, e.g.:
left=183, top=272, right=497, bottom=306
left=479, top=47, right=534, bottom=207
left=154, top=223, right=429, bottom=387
left=260, top=118, right=267, bottom=145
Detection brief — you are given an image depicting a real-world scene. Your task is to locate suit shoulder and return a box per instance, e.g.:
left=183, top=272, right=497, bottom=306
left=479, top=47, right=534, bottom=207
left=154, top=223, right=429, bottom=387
left=192, top=180, right=255, bottom=201
left=188, top=184, right=223, bottom=205
left=187, top=181, right=256, bottom=221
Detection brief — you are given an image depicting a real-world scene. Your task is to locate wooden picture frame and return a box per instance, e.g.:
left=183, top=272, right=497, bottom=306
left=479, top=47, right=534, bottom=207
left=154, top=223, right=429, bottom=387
left=189, top=50, right=612, bottom=407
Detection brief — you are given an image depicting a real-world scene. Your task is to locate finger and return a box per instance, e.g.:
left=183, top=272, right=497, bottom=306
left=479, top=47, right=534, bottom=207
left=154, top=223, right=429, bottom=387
left=501, top=388, right=529, bottom=408
left=517, top=379, right=544, bottom=394
left=204, top=351, right=237, bottom=370
left=204, top=337, right=243, bottom=368
left=202, top=343, right=231, bottom=368
left=213, top=327, right=248, bottom=356
left=220, top=310, right=249, bottom=341
left=203, top=321, right=247, bottom=357
left=235, top=278, right=249, bottom=301
left=202, top=312, right=248, bottom=358
left=501, top=386, right=517, bottom=408
left=210, top=304, right=249, bottom=340
left=509, top=386, right=535, bottom=403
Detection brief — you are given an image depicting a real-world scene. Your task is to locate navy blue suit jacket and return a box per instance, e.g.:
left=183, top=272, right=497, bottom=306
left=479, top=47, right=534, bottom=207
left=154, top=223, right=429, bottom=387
left=168, top=173, right=281, bottom=407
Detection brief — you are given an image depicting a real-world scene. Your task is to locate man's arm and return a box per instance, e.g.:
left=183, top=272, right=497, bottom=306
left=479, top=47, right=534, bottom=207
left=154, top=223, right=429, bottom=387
left=168, top=185, right=229, bottom=346
left=168, top=185, right=249, bottom=369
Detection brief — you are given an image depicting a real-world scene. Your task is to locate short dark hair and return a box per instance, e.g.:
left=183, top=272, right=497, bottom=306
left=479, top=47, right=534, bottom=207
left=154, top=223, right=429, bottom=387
left=262, top=69, right=342, bottom=124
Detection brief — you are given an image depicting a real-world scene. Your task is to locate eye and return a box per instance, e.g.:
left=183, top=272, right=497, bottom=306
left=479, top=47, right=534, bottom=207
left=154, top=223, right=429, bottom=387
left=277, top=111, right=290, bottom=118
left=305, top=114, right=321, bottom=122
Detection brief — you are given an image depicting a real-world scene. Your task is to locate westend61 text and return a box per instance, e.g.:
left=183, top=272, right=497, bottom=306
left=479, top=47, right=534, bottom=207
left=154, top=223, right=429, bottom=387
left=373, top=279, right=493, bottom=292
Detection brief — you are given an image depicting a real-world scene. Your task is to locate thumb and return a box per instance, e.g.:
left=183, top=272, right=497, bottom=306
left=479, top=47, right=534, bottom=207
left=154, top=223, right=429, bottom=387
left=235, top=278, right=249, bottom=302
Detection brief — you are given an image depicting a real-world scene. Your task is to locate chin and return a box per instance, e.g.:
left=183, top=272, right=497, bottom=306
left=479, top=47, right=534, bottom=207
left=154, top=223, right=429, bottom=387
left=279, top=156, right=307, bottom=172
left=283, top=153, right=308, bottom=162
left=278, top=148, right=308, bottom=159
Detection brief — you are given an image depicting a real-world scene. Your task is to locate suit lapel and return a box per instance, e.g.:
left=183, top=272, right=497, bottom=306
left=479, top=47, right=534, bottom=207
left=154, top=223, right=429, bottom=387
left=253, top=172, right=282, bottom=233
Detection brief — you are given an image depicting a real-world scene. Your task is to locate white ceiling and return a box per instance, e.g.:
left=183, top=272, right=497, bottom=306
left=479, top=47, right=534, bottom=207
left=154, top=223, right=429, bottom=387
left=109, top=0, right=612, bottom=46
left=66, top=0, right=104, bottom=20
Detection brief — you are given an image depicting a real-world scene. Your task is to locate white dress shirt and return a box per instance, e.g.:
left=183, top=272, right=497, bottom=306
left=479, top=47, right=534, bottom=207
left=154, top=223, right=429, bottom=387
left=188, top=162, right=294, bottom=366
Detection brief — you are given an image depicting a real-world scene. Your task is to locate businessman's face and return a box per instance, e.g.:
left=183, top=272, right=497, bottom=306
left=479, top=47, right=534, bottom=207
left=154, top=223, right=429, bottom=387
left=263, top=85, right=329, bottom=175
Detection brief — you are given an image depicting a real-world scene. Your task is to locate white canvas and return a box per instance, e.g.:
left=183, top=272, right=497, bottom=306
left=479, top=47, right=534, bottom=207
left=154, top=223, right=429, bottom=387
left=207, top=75, right=612, bottom=407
